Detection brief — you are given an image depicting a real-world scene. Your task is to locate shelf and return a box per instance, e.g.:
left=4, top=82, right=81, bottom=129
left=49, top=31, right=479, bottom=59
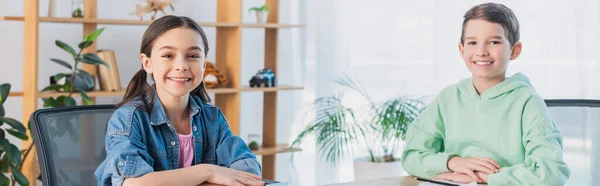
left=0, top=16, right=304, bottom=28
left=251, top=144, right=301, bottom=156
left=7, top=86, right=304, bottom=98
left=241, top=23, right=305, bottom=28
left=240, top=85, right=304, bottom=92
left=40, top=90, right=126, bottom=98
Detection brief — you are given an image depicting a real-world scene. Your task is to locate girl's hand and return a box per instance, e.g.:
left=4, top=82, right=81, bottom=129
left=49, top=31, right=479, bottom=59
left=447, top=156, right=500, bottom=180
left=205, top=165, right=264, bottom=186
left=434, top=172, right=485, bottom=184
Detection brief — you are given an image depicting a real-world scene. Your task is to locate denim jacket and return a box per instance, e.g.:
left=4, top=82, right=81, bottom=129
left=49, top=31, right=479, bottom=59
left=94, top=92, right=261, bottom=186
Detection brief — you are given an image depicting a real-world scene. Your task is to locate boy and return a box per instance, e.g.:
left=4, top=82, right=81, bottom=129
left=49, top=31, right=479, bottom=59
left=400, top=3, right=570, bottom=185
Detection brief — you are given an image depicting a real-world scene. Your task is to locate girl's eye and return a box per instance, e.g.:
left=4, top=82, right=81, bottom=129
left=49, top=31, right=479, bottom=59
left=162, top=54, right=173, bottom=58
left=188, top=54, right=200, bottom=59
left=467, top=41, right=476, bottom=45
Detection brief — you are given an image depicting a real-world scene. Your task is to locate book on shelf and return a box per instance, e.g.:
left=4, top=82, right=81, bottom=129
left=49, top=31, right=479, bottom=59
left=96, top=50, right=122, bottom=92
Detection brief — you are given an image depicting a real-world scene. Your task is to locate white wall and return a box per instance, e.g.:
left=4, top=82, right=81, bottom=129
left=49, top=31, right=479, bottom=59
left=0, top=0, right=305, bottom=184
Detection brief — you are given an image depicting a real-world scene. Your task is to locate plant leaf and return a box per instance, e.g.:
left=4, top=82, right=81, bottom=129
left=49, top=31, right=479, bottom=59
left=6, top=129, right=28, bottom=140
left=66, top=96, right=77, bottom=106
left=0, top=117, right=25, bottom=133
left=55, top=40, right=77, bottom=57
left=81, top=53, right=108, bottom=67
left=83, top=27, right=105, bottom=42
left=1, top=139, right=21, bottom=165
left=0, top=83, right=10, bottom=105
left=10, top=164, right=29, bottom=186
left=42, top=97, right=60, bottom=108
left=78, top=40, right=93, bottom=49
left=41, top=84, right=63, bottom=92
left=0, top=105, right=4, bottom=117
left=62, top=82, right=72, bottom=93
left=0, top=173, right=8, bottom=186
left=53, top=73, right=70, bottom=82
left=0, top=129, right=4, bottom=140
left=56, top=96, right=67, bottom=106
left=50, top=58, right=73, bottom=69
left=0, top=153, right=10, bottom=173
left=77, top=70, right=95, bottom=88
left=80, top=91, right=93, bottom=105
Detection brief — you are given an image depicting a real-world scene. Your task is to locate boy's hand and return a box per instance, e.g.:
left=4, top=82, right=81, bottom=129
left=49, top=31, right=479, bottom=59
left=434, top=172, right=489, bottom=184
left=447, top=156, right=500, bottom=180
left=475, top=171, right=489, bottom=183
left=206, top=165, right=264, bottom=186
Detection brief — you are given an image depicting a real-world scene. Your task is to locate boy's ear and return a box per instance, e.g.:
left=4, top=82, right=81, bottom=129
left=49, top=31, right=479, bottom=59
left=458, top=42, right=465, bottom=56
left=141, top=53, right=152, bottom=73
left=510, top=41, right=522, bottom=60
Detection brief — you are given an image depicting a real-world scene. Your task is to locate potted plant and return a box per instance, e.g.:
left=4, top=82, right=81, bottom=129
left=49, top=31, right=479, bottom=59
left=248, top=4, right=270, bottom=24
left=41, top=27, right=108, bottom=107
left=291, top=76, right=426, bottom=181
left=0, top=83, right=30, bottom=186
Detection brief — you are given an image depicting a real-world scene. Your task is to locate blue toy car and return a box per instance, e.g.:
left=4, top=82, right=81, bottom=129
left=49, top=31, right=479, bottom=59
left=249, top=68, right=276, bottom=87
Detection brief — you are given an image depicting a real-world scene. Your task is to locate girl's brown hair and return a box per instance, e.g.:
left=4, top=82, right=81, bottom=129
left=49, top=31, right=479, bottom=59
left=118, top=15, right=211, bottom=110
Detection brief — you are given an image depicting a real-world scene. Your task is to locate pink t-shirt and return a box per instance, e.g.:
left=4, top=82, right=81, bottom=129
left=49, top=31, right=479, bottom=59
left=178, top=131, right=194, bottom=168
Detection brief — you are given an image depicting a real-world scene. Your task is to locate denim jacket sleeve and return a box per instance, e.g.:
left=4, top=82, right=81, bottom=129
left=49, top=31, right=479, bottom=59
left=213, top=108, right=262, bottom=176
left=94, top=106, right=154, bottom=186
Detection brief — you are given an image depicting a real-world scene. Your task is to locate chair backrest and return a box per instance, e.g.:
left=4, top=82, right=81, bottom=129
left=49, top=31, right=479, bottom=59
left=30, top=104, right=116, bottom=186
left=545, top=99, right=600, bottom=186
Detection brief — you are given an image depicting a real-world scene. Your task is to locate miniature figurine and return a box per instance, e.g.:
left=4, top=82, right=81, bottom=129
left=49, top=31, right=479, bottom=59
left=130, top=0, right=179, bottom=21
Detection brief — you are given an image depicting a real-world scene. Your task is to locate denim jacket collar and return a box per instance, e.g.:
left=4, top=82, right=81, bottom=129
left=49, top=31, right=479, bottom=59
left=149, top=88, right=202, bottom=126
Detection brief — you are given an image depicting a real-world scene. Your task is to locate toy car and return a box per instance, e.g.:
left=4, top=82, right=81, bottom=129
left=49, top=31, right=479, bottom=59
left=249, top=68, right=276, bottom=87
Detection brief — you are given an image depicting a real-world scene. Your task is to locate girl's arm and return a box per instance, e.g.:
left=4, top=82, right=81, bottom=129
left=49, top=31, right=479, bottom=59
left=486, top=97, right=570, bottom=185
left=123, top=164, right=263, bottom=186
left=214, top=108, right=262, bottom=175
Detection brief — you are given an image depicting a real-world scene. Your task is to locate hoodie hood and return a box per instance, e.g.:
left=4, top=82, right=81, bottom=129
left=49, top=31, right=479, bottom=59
left=459, top=73, right=535, bottom=101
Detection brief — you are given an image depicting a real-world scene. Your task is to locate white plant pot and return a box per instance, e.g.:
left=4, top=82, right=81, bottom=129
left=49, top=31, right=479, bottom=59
left=255, top=11, right=268, bottom=23
left=353, top=157, right=408, bottom=181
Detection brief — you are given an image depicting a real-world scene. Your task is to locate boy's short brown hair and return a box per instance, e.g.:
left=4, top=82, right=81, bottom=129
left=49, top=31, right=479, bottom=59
left=461, top=3, right=520, bottom=46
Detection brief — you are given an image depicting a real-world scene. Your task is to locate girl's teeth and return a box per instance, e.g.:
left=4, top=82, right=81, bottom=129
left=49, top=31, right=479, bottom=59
left=475, top=61, right=492, bottom=65
left=169, top=78, right=189, bottom=81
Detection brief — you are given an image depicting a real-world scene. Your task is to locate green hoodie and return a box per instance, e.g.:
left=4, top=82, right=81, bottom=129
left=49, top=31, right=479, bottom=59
left=401, top=73, right=570, bottom=186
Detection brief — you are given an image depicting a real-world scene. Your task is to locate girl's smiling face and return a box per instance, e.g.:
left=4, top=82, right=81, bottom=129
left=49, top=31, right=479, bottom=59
left=141, top=27, right=207, bottom=98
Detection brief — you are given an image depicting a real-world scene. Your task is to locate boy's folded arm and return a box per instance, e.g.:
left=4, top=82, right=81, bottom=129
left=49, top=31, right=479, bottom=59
left=401, top=98, right=454, bottom=179
left=487, top=98, right=570, bottom=186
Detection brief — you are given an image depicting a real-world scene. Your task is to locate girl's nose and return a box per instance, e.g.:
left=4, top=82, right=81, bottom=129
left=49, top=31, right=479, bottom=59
left=175, top=58, right=189, bottom=71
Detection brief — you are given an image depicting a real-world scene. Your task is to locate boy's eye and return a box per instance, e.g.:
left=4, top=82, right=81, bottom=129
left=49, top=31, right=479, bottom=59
left=467, top=41, right=476, bottom=45
left=162, top=54, right=173, bottom=58
left=490, top=41, right=501, bottom=44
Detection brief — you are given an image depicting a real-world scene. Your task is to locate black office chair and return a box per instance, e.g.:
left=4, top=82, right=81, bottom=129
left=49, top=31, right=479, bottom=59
left=545, top=99, right=600, bottom=186
left=30, top=104, right=116, bottom=186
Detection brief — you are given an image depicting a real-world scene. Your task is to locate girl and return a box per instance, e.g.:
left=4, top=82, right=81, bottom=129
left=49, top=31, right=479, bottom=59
left=94, top=15, right=264, bottom=186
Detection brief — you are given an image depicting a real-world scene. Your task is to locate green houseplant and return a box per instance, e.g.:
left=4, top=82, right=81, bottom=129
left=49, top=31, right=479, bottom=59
left=0, top=84, right=30, bottom=186
left=41, top=27, right=108, bottom=107
left=248, top=4, right=270, bottom=23
left=291, top=76, right=426, bottom=179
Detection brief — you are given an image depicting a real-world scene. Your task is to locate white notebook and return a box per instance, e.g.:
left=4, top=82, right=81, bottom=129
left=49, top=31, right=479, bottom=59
left=418, top=180, right=487, bottom=186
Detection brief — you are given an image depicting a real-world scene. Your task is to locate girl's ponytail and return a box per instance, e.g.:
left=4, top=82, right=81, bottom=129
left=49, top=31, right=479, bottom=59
left=118, top=69, right=153, bottom=110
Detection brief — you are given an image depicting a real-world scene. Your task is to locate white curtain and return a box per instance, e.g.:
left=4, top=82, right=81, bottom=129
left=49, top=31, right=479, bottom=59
left=299, top=0, right=600, bottom=185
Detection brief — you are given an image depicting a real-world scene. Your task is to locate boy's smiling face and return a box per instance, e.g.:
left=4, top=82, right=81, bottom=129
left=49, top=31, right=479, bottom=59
left=459, top=19, right=522, bottom=81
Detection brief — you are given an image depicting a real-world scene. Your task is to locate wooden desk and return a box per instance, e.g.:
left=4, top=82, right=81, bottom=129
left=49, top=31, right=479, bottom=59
left=322, top=176, right=422, bottom=186
left=199, top=176, right=422, bottom=186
